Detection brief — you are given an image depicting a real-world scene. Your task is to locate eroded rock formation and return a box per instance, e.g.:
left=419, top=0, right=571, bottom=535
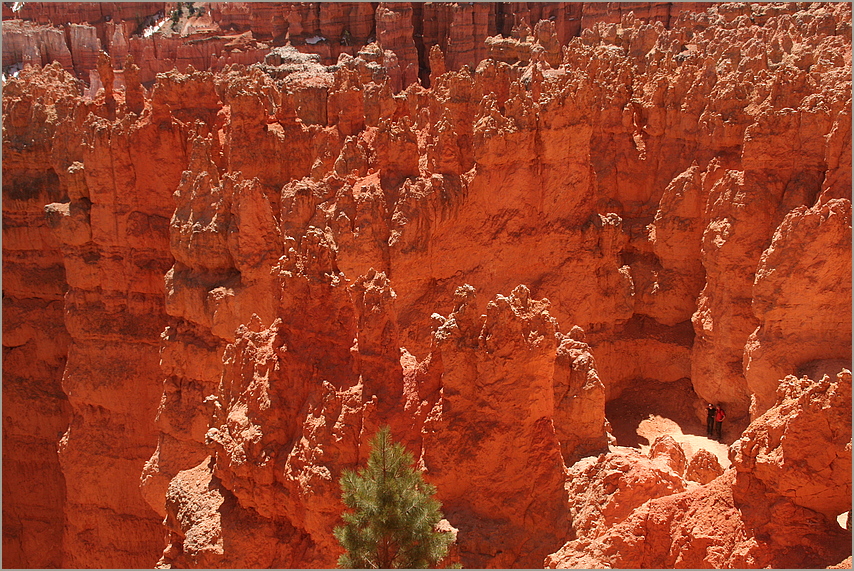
left=546, top=370, right=852, bottom=569
left=2, top=63, right=73, bottom=570
left=2, top=2, right=724, bottom=88
left=2, top=2, right=851, bottom=569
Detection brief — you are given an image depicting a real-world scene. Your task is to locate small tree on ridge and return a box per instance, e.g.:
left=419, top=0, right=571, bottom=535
left=334, top=426, right=454, bottom=568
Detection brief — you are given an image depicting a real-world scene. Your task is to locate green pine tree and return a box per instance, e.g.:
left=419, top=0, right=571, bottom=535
left=334, top=426, right=455, bottom=569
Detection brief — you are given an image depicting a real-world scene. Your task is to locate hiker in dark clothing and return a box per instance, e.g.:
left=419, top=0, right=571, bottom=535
left=714, top=404, right=726, bottom=440
left=706, top=403, right=716, bottom=437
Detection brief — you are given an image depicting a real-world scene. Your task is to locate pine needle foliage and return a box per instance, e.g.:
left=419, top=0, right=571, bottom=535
left=334, top=426, right=454, bottom=569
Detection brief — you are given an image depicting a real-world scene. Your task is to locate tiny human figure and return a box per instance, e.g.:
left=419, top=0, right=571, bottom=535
left=706, top=403, right=716, bottom=437
left=714, top=404, right=726, bottom=440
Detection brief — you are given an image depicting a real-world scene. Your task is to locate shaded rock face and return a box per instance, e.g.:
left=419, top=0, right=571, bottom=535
left=2, top=2, right=851, bottom=569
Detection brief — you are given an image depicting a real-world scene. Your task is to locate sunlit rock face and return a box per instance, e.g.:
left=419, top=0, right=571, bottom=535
left=2, top=2, right=851, bottom=568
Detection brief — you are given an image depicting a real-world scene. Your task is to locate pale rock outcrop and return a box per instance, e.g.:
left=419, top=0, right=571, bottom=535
left=649, top=434, right=687, bottom=476
left=1, top=20, right=74, bottom=72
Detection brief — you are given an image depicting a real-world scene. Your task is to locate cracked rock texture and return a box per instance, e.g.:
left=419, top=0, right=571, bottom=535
left=2, top=2, right=851, bottom=569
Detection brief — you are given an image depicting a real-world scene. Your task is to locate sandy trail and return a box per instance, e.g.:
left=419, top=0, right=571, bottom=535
left=605, top=379, right=732, bottom=468
left=636, top=414, right=731, bottom=469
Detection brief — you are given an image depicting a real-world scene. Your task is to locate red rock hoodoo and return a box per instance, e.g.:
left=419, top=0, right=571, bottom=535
left=2, top=2, right=851, bottom=569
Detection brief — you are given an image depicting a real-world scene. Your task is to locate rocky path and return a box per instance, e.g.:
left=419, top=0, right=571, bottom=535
left=604, top=377, right=733, bottom=470
left=635, top=414, right=731, bottom=469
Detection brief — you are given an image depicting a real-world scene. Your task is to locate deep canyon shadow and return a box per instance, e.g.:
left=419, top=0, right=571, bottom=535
left=605, top=377, right=705, bottom=448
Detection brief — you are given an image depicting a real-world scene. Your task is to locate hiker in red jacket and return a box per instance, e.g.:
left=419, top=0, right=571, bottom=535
left=714, top=404, right=726, bottom=441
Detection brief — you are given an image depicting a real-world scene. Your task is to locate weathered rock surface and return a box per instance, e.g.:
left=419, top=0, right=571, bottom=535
left=684, top=447, right=724, bottom=485
left=3, top=2, right=736, bottom=89
left=422, top=286, right=575, bottom=567
left=563, top=446, right=687, bottom=546
left=2, top=19, right=74, bottom=72
left=2, top=2, right=851, bottom=569
left=547, top=371, right=852, bottom=569
left=12, top=1, right=165, bottom=27
left=43, top=57, right=186, bottom=565
left=2, top=63, right=74, bottom=570
left=745, top=199, right=852, bottom=417
left=732, top=371, right=852, bottom=525
left=553, top=328, right=609, bottom=465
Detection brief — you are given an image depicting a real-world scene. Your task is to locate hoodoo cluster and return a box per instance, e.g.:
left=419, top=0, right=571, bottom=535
left=2, top=2, right=851, bottom=569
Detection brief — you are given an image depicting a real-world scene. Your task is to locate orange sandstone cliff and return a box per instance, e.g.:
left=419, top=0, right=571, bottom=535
left=2, top=2, right=851, bottom=569
left=3, top=2, right=714, bottom=84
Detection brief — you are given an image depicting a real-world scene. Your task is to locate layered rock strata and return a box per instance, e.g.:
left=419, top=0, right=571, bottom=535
left=2, top=63, right=73, bottom=570
left=2, top=2, right=851, bottom=569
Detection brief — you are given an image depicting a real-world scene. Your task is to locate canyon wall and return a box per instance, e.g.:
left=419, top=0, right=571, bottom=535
left=2, top=2, right=851, bottom=569
left=2, top=63, right=73, bottom=569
